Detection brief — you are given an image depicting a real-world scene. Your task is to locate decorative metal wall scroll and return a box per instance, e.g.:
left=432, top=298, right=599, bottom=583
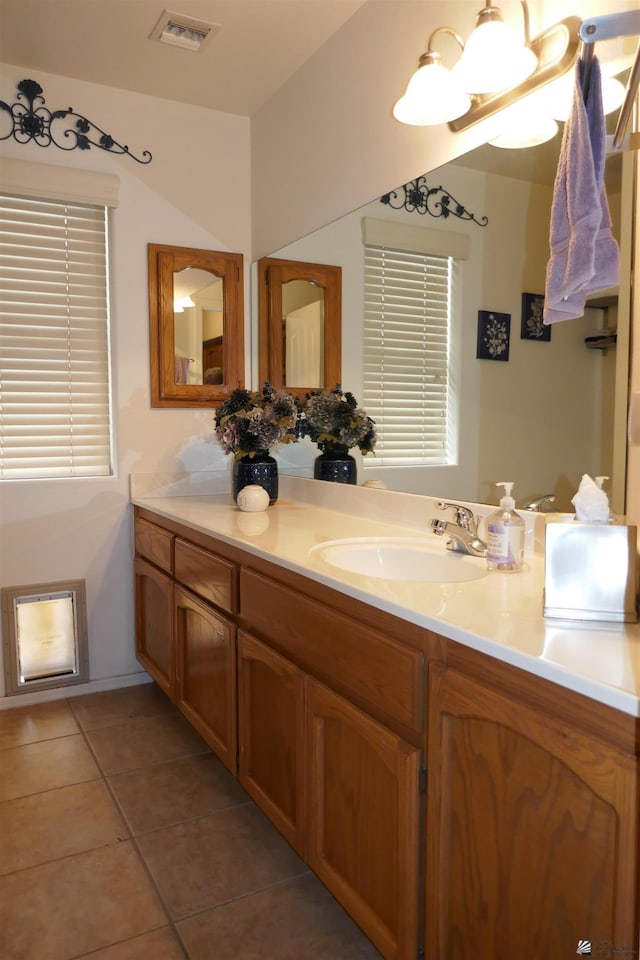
left=0, top=79, right=152, bottom=164
left=381, top=175, right=487, bottom=226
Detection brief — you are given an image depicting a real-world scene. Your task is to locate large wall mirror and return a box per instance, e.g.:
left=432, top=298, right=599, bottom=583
left=257, top=257, right=342, bottom=397
left=262, top=104, right=633, bottom=514
left=148, top=243, right=244, bottom=408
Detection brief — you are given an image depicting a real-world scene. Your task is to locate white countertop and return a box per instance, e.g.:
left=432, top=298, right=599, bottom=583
left=131, top=475, right=640, bottom=718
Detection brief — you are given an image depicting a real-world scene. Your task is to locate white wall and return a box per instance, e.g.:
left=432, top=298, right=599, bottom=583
left=0, top=65, right=250, bottom=702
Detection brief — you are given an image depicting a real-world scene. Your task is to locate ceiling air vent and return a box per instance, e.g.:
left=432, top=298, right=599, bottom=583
left=149, top=9, right=220, bottom=52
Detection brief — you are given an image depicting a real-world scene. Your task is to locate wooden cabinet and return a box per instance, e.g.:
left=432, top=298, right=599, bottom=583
left=134, top=556, right=175, bottom=699
left=307, top=678, right=422, bottom=960
left=237, top=629, right=422, bottom=959
left=133, top=513, right=238, bottom=773
left=175, top=586, right=237, bottom=774
left=237, top=630, right=306, bottom=854
left=133, top=506, right=640, bottom=960
left=425, top=663, right=639, bottom=960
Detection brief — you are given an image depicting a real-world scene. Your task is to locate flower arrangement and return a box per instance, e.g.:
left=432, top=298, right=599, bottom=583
left=214, top=382, right=298, bottom=460
left=300, top=386, right=376, bottom=455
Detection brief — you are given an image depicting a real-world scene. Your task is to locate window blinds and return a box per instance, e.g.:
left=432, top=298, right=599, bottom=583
left=0, top=193, right=113, bottom=479
left=363, top=243, right=459, bottom=466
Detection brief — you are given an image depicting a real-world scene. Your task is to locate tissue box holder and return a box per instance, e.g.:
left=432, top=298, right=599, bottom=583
left=544, top=519, right=638, bottom=623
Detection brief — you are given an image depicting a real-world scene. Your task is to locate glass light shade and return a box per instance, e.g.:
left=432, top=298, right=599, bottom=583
left=451, top=20, right=537, bottom=94
left=542, top=74, right=627, bottom=122
left=393, top=61, right=471, bottom=126
left=489, top=111, right=558, bottom=149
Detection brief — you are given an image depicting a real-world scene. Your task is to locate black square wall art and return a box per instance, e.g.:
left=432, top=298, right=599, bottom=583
left=521, top=292, right=551, bottom=341
left=476, top=310, right=511, bottom=361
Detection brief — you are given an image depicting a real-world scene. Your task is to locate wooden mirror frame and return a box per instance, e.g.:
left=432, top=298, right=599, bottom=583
left=148, top=243, right=244, bottom=408
left=257, top=257, right=341, bottom=397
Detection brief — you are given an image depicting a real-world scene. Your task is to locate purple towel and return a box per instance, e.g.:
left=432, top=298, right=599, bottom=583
left=544, top=56, right=619, bottom=324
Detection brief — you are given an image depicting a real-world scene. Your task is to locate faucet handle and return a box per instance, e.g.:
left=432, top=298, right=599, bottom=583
left=436, top=501, right=476, bottom=532
left=524, top=494, right=556, bottom=512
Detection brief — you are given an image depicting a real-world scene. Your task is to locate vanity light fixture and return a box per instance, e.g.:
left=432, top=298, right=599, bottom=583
left=393, top=6, right=582, bottom=137
left=149, top=10, right=220, bottom=53
left=450, top=0, right=536, bottom=95
left=393, top=28, right=470, bottom=126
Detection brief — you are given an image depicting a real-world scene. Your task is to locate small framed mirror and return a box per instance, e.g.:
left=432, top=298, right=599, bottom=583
left=148, top=243, right=244, bottom=408
left=257, top=257, right=341, bottom=397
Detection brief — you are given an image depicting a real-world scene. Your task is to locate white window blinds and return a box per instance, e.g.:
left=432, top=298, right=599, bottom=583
left=363, top=234, right=462, bottom=466
left=0, top=192, right=113, bottom=479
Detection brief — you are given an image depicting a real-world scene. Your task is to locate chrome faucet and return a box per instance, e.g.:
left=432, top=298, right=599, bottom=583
left=430, top=501, right=488, bottom=558
left=523, top=493, right=556, bottom=512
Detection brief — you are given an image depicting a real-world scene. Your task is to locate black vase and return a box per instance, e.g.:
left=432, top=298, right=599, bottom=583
left=232, top=452, right=278, bottom=505
left=313, top=445, right=357, bottom=485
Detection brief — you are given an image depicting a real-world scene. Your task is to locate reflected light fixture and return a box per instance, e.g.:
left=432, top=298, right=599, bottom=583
left=489, top=108, right=558, bottom=148
left=393, top=27, right=471, bottom=125
left=174, top=295, right=195, bottom=312
left=451, top=1, right=537, bottom=95
left=543, top=71, right=626, bottom=122
left=487, top=61, right=626, bottom=148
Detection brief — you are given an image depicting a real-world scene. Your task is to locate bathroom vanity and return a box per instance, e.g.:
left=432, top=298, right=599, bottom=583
left=131, top=479, right=639, bottom=960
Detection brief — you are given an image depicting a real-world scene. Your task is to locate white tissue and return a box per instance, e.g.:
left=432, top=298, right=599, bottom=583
left=571, top=474, right=610, bottom=522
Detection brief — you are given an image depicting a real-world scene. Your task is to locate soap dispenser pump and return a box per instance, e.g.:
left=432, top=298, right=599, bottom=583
left=486, top=482, right=525, bottom=572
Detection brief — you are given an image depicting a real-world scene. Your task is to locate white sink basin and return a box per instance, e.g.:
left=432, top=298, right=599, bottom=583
left=310, top=537, right=487, bottom=583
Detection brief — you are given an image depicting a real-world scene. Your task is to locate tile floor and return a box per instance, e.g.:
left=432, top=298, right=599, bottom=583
left=0, top=681, right=382, bottom=960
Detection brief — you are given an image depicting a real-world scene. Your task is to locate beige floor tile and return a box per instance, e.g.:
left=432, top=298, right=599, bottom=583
left=137, top=803, right=307, bottom=920
left=109, top=753, right=249, bottom=835
left=0, top=841, right=167, bottom=960
left=86, top=712, right=209, bottom=775
left=0, top=779, right=129, bottom=875
left=73, top=927, right=186, bottom=960
left=0, top=734, right=100, bottom=802
left=68, top=682, right=175, bottom=731
left=177, top=873, right=382, bottom=959
left=0, top=698, right=79, bottom=749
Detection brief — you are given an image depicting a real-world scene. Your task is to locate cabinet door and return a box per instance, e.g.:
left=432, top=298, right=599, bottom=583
left=237, top=631, right=306, bottom=855
left=134, top=557, right=174, bottom=699
left=175, top=587, right=237, bottom=774
left=306, top=679, right=422, bottom=960
left=426, top=664, right=639, bottom=960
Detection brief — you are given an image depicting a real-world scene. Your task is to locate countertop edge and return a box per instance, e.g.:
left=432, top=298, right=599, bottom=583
left=131, top=494, right=640, bottom=719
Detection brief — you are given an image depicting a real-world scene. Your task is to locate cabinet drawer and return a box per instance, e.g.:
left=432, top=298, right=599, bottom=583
left=134, top=517, right=174, bottom=573
left=240, top=569, right=424, bottom=735
left=175, top=538, right=237, bottom=614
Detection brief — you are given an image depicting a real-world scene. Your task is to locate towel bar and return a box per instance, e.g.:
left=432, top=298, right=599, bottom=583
left=579, top=9, right=640, bottom=149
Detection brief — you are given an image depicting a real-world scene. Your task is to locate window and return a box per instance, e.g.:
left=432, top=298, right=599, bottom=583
left=0, top=159, right=118, bottom=480
left=362, top=218, right=468, bottom=467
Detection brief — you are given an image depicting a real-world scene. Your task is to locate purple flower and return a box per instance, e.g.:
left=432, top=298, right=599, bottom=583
left=300, top=386, right=376, bottom=455
left=214, top=382, right=298, bottom=459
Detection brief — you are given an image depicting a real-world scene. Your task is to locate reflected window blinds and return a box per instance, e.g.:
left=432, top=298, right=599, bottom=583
left=363, top=243, right=460, bottom=466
